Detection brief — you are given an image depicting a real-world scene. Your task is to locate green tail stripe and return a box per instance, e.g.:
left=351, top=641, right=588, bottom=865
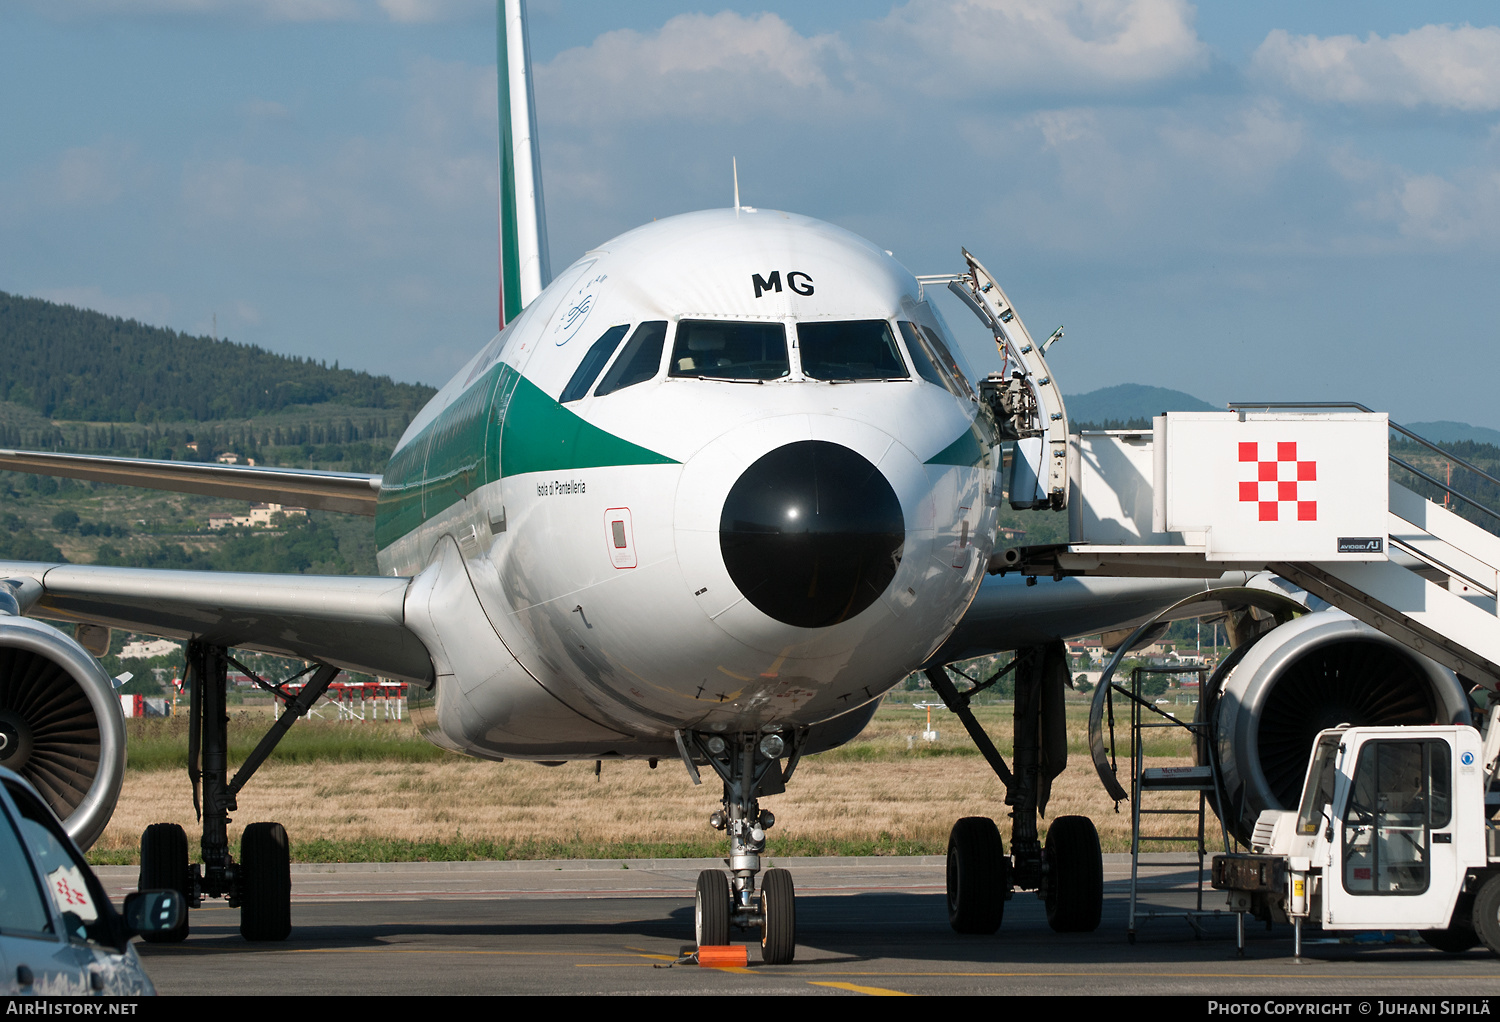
left=497, top=3, right=522, bottom=325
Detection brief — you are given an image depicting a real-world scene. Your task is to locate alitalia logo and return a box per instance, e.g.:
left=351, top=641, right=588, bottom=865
left=1238, top=441, right=1316, bottom=522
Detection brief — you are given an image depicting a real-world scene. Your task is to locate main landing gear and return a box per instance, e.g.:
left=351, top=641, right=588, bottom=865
left=137, top=640, right=339, bottom=943
left=927, top=640, right=1104, bottom=936
left=678, top=728, right=802, bottom=964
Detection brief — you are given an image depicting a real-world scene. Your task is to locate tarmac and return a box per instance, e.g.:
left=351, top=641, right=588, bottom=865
left=94, top=854, right=1500, bottom=997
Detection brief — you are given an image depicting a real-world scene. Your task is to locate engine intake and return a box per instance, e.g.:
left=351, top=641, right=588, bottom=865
left=1206, top=612, right=1469, bottom=841
left=0, top=615, right=126, bottom=849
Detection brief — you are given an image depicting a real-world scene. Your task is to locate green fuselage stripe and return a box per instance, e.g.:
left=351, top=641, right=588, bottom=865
left=925, top=421, right=993, bottom=468
left=374, top=363, right=677, bottom=550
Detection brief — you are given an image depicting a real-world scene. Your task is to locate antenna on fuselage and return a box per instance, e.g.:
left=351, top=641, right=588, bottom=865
left=733, top=157, right=740, bottom=216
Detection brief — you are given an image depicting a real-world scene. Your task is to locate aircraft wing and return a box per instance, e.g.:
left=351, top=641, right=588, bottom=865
left=0, top=448, right=380, bottom=515
left=933, top=570, right=1260, bottom=664
left=0, top=560, right=432, bottom=684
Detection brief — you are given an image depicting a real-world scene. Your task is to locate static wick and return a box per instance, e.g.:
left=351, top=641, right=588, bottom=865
left=733, top=157, right=740, bottom=215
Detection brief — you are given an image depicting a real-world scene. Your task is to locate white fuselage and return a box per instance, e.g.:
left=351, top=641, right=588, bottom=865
left=376, top=209, right=999, bottom=760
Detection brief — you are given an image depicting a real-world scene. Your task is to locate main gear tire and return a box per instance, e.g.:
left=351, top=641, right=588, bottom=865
left=138, top=823, right=190, bottom=944
left=239, top=822, right=291, bottom=942
left=1044, top=816, right=1103, bottom=933
left=947, top=816, right=1006, bottom=934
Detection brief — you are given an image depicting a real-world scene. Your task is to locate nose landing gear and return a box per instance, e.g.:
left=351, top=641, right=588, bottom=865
left=681, top=729, right=800, bottom=964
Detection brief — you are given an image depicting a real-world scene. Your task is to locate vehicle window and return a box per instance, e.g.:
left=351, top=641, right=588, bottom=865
left=669, top=320, right=789, bottom=381
left=7, top=783, right=113, bottom=945
left=921, top=325, right=976, bottom=400
left=1341, top=740, right=1447, bottom=896
left=0, top=805, right=52, bottom=936
left=594, top=321, right=668, bottom=396
left=560, top=324, right=630, bottom=403
left=1296, top=735, right=1341, bottom=836
left=797, top=320, right=908, bottom=381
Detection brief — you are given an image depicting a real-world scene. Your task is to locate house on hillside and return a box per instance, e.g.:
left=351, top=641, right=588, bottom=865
left=207, top=503, right=306, bottom=530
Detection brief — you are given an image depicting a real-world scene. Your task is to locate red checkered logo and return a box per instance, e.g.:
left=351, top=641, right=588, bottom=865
left=1238, top=441, right=1316, bottom=522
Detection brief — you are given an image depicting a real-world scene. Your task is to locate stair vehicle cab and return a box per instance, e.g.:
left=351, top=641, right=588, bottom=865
left=1213, top=717, right=1500, bottom=955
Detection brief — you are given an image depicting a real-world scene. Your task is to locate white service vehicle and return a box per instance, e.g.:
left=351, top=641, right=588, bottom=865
left=1213, top=717, right=1500, bottom=955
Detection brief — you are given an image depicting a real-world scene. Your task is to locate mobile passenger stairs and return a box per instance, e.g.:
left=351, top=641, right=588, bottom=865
left=923, top=250, right=1500, bottom=946
left=1015, top=401, right=1500, bottom=942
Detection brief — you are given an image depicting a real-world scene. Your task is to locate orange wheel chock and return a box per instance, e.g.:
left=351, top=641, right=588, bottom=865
left=697, top=945, right=748, bottom=968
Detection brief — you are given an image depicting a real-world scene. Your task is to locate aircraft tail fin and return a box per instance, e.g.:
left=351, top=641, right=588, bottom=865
left=498, top=0, right=551, bottom=327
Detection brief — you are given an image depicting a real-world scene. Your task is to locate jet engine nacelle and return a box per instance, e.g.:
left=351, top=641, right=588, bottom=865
left=0, top=613, right=126, bottom=849
left=1205, top=611, right=1470, bottom=841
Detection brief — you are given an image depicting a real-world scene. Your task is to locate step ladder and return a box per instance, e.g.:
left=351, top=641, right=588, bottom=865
left=1113, top=666, right=1246, bottom=945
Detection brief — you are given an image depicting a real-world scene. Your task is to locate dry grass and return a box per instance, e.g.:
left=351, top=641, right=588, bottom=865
left=95, top=699, right=1209, bottom=862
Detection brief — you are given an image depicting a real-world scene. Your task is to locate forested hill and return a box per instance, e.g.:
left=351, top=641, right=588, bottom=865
left=0, top=291, right=436, bottom=422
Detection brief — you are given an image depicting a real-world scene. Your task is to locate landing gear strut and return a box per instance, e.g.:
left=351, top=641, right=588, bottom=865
left=679, top=728, right=801, bottom=963
left=137, top=640, right=338, bottom=942
left=927, top=641, right=1103, bottom=935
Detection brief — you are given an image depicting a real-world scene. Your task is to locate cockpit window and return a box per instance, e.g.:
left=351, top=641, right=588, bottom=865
left=594, top=321, right=668, bottom=397
left=796, top=320, right=909, bottom=381
left=669, top=320, right=789, bottom=381
left=899, top=321, right=964, bottom=397
left=921, top=325, right=976, bottom=400
left=561, top=325, right=630, bottom=403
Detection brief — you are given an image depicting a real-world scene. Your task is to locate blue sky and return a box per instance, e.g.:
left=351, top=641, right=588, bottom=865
left=2, top=1, right=1497, bottom=428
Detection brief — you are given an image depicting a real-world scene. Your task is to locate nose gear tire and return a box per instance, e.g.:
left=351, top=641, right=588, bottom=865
left=760, top=868, right=796, bottom=964
left=695, top=869, right=730, bottom=947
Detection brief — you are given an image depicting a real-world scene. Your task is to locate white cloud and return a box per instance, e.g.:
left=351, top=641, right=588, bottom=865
left=49, top=143, right=130, bottom=207
left=1376, top=170, right=1500, bottom=246
left=873, top=0, right=1209, bottom=97
left=535, top=2, right=1208, bottom=129
left=538, top=12, right=845, bottom=126
left=377, top=0, right=486, bottom=24
left=952, top=98, right=1308, bottom=256
left=45, top=0, right=361, bottom=20
left=22, top=0, right=486, bottom=23
left=177, top=58, right=493, bottom=242
left=1252, top=24, right=1500, bottom=112
left=1157, top=100, right=1303, bottom=194
left=0, top=140, right=139, bottom=213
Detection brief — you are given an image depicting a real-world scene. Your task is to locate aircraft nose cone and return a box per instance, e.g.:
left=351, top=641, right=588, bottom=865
left=719, top=440, right=904, bottom=628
